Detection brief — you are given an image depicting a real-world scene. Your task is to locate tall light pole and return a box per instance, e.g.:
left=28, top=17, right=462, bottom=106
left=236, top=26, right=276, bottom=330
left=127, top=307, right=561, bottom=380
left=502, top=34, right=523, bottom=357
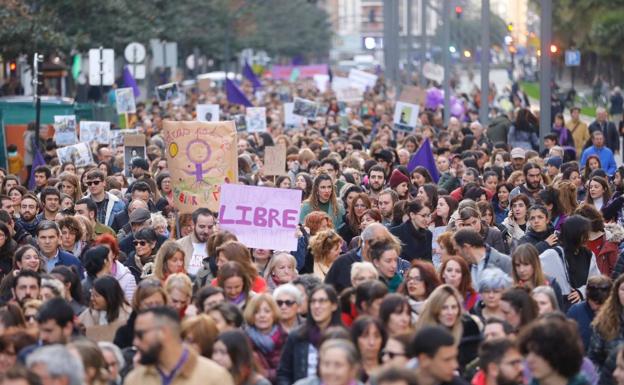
left=383, top=0, right=400, bottom=84
left=479, top=0, right=490, bottom=125
left=442, top=0, right=451, bottom=124
left=539, top=0, right=552, bottom=152
left=419, top=0, right=427, bottom=86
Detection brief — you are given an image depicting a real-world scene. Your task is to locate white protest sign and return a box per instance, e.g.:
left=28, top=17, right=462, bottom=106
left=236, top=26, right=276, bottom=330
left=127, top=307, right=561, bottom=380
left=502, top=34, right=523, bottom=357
left=423, top=62, right=444, bottom=84
left=348, top=68, right=378, bottom=89
left=115, top=88, right=136, bottom=114
left=332, top=76, right=364, bottom=102
left=56, top=142, right=93, bottom=167
left=313, top=74, right=330, bottom=93
left=284, top=102, right=303, bottom=130
left=80, top=121, right=111, bottom=144
left=196, top=104, right=220, bottom=122
left=219, top=184, right=302, bottom=251
left=54, top=115, right=78, bottom=146
left=246, top=107, right=267, bottom=133
left=393, top=102, right=420, bottom=132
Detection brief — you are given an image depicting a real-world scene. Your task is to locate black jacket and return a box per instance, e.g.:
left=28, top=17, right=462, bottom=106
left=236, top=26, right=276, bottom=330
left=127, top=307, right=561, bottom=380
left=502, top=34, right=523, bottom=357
left=324, top=248, right=361, bottom=294
left=276, top=326, right=312, bottom=385
left=516, top=225, right=555, bottom=254
left=390, top=221, right=432, bottom=262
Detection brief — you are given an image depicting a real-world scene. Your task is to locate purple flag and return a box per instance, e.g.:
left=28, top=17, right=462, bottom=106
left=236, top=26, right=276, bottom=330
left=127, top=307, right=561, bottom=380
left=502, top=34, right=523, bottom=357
left=243, top=62, right=262, bottom=90
left=123, top=66, right=140, bottom=98
left=225, top=78, right=253, bottom=107
left=407, top=138, right=440, bottom=183
left=28, top=149, right=46, bottom=190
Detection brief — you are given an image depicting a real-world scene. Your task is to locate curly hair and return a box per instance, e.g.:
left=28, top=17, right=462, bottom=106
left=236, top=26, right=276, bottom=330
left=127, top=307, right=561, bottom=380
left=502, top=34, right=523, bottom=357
left=518, top=318, right=583, bottom=379
left=309, top=229, right=342, bottom=266
left=304, top=211, right=334, bottom=235
left=592, top=274, right=624, bottom=341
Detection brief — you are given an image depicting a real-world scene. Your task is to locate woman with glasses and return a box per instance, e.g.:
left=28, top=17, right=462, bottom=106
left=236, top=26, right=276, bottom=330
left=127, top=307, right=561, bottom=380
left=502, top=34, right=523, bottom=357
left=338, top=193, right=371, bottom=245
left=156, top=172, right=173, bottom=206
left=389, top=199, right=433, bottom=263
left=472, top=267, right=512, bottom=322
left=276, top=285, right=343, bottom=385
left=398, top=260, right=441, bottom=323
left=350, top=316, right=386, bottom=382
left=272, top=283, right=303, bottom=333
left=243, top=294, right=288, bottom=384
left=126, top=228, right=158, bottom=281
left=380, top=333, right=411, bottom=369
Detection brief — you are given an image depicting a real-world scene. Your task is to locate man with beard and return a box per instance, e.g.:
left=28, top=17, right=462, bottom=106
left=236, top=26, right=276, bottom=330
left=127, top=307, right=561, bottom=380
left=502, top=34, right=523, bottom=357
left=368, top=165, right=386, bottom=201
left=16, top=193, right=40, bottom=237
left=12, top=270, right=40, bottom=306
left=125, top=306, right=233, bottom=385
left=377, top=189, right=398, bottom=226
left=471, top=338, right=524, bottom=385
left=509, top=163, right=544, bottom=205
left=177, top=208, right=217, bottom=278
left=36, top=187, right=60, bottom=222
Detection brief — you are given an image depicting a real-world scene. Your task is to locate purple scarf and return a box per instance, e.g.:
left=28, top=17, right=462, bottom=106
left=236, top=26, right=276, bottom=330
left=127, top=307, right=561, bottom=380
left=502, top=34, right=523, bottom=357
left=553, top=125, right=569, bottom=146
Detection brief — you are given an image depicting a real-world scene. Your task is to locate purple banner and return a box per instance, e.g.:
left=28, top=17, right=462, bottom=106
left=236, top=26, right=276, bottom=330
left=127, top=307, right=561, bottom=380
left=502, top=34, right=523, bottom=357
left=271, top=64, right=329, bottom=80
left=218, top=184, right=302, bottom=251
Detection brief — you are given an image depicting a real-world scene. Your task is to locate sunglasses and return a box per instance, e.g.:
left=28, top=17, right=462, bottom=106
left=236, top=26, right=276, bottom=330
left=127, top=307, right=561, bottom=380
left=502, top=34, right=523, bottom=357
left=85, top=180, right=102, bottom=186
left=276, top=300, right=296, bottom=307
left=133, top=240, right=149, bottom=246
left=381, top=350, right=406, bottom=359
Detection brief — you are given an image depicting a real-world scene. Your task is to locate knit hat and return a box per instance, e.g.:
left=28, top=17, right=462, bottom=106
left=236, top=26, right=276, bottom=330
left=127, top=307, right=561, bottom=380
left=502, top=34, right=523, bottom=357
left=389, top=169, right=409, bottom=189
left=546, top=156, right=563, bottom=169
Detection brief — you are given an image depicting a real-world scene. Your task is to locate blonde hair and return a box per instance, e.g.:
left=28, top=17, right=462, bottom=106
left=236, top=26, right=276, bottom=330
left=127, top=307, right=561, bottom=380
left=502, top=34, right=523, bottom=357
left=153, top=240, right=186, bottom=281
left=555, top=180, right=578, bottom=215
left=350, top=261, right=378, bottom=283
left=164, top=273, right=192, bottom=298
left=243, top=293, right=280, bottom=326
left=264, top=253, right=298, bottom=281
left=415, top=284, right=464, bottom=343
left=181, top=314, right=219, bottom=357
left=309, top=229, right=342, bottom=265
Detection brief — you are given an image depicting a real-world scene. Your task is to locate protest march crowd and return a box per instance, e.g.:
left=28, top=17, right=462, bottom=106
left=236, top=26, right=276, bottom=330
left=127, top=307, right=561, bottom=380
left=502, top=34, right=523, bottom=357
left=2, top=66, right=624, bottom=385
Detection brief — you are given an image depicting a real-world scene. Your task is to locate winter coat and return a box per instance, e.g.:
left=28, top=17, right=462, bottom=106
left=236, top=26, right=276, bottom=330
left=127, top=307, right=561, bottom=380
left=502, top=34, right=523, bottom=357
left=589, top=223, right=624, bottom=277
left=276, top=326, right=314, bottom=385
left=248, top=326, right=288, bottom=383
left=517, top=225, right=555, bottom=255
left=508, top=124, right=539, bottom=151
left=588, top=324, right=624, bottom=385
left=390, top=220, right=433, bottom=262
left=113, top=261, right=136, bottom=302
left=78, top=305, right=131, bottom=342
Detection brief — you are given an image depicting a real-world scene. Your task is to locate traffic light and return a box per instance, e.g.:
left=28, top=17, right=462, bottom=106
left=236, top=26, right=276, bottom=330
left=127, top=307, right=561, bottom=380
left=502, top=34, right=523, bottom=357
left=455, top=6, right=463, bottom=19
left=8, top=61, right=16, bottom=74
left=550, top=44, right=558, bottom=54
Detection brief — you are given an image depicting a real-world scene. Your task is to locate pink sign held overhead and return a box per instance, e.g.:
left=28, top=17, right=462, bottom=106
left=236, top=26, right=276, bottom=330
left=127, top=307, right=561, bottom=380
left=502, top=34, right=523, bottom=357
left=219, top=184, right=302, bottom=251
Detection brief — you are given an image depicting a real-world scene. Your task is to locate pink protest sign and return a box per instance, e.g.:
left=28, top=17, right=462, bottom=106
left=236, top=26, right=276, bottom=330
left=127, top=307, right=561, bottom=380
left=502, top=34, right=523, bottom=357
left=219, top=184, right=302, bottom=251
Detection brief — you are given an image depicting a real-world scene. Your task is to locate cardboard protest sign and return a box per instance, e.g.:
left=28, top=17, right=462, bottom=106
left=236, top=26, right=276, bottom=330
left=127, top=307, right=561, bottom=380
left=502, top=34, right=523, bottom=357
left=219, top=184, right=302, bottom=251
left=245, top=107, right=267, bottom=133
left=56, top=142, right=93, bottom=167
left=123, top=134, right=146, bottom=177
left=284, top=103, right=303, bottom=130
left=393, top=102, right=420, bottom=132
left=156, top=82, right=180, bottom=103
left=293, top=97, right=318, bottom=119
left=398, top=86, right=426, bottom=105
left=54, top=115, right=78, bottom=146
left=80, top=121, right=111, bottom=144
left=163, top=120, right=238, bottom=214
left=115, top=88, right=137, bottom=114
left=196, top=104, right=220, bottom=122
left=264, top=145, right=287, bottom=176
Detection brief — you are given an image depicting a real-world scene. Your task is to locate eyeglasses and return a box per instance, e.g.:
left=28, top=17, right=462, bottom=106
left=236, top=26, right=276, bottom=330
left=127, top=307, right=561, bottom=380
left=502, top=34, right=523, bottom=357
left=310, top=297, right=330, bottom=305
left=276, top=300, right=296, bottom=307
left=85, top=180, right=102, bottom=186
left=406, top=276, right=423, bottom=283
left=381, top=350, right=406, bottom=359
left=416, top=212, right=432, bottom=218
left=133, top=240, right=149, bottom=246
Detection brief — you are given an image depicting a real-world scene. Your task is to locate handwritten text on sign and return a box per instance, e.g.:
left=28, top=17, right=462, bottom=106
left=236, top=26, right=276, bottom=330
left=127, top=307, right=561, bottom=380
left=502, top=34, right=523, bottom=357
left=219, top=184, right=302, bottom=251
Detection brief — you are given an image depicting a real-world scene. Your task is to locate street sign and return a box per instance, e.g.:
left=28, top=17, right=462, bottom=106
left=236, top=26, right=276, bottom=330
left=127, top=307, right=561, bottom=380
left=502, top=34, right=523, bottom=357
left=124, top=42, right=146, bottom=63
left=150, top=40, right=178, bottom=68
left=565, top=50, right=581, bottom=67
left=128, top=65, right=146, bottom=79
left=88, top=48, right=115, bottom=86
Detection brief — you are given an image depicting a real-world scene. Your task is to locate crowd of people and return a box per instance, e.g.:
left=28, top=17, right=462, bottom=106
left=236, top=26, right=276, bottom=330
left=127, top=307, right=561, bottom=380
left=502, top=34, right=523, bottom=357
left=0, top=71, right=623, bottom=385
